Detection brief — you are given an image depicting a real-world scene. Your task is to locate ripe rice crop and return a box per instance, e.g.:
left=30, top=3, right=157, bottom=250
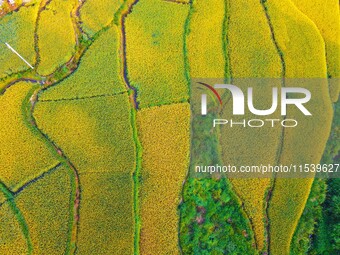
left=15, top=165, right=72, bottom=254
left=37, top=0, right=76, bottom=76
left=187, top=0, right=225, bottom=78
left=0, top=82, right=58, bottom=191
left=265, top=0, right=333, bottom=254
left=77, top=172, right=134, bottom=254
left=291, top=0, right=340, bottom=102
left=0, top=202, right=27, bottom=254
left=227, top=0, right=282, bottom=78
left=219, top=0, right=283, bottom=249
left=80, top=0, right=124, bottom=36
left=39, top=26, right=126, bottom=101
left=137, top=103, right=190, bottom=254
left=125, top=0, right=189, bottom=108
left=34, top=94, right=135, bottom=175
left=34, top=94, right=136, bottom=252
left=0, top=3, right=38, bottom=78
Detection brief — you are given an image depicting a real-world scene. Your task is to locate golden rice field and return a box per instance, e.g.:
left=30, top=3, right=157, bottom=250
left=80, top=0, right=124, bottom=36
left=0, top=1, right=38, bottom=79
left=125, top=0, right=189, bottom=107
left=0, top=202, right=28, bottom=254
left=186, top=0, right=225, bottom=78
left=0, top=0, right=339, bottom=254
left=39, top=25, right=126, bottom=100
left=15, top=164, right=72, bottom=254
left=0, top=81, right=58, bottom=191
left=137, top=103, right=190, bottom=254
left=36, top=0, right=76, bottom=76
left=291, top=0, right=340, bottom=102
left=264, top=1, right=333, bottom=254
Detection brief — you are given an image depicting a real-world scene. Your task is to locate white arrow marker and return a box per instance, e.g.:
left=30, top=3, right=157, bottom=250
left=4, top=42, right=34, bottom=69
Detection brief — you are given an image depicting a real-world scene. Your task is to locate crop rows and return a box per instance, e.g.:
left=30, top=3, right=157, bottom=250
left=0, top=0, right=338, bottom=254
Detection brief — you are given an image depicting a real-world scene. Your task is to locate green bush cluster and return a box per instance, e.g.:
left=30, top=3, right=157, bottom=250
left=180, top=178, right=256, bottom=254
left=290, top=178, right=326, bottom=254
left=309, top=101, right=340, bottom=254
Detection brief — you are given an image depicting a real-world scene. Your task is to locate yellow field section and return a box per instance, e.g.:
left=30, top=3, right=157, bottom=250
left=228, top=178, right=270, bottom=251
left=34, top=94, right=135, bottom=253
left=268, top=78, right=333, bottom=255
left=219, top=0, right=283, bottom=250
left=291, top=0, right=340, bottom=101
left=0, top=202, right=27, bottom=254
left=227, top=0, right=282, bottom=77
left=187, top=0, right=225, bottom=78
left=15, top=165, right=72, bottom=254
left=125, top=0, right=189, bottom=108
left=219, top=85, right=281, bottom=251
left=34, top=94, right=135, bottom=175
left=265, top=1, right=333, bottom=254
left=0, top=3, right=39, bottom=79
left=80, top=0, right=124, bottom=36
left=39, top=26, right=126, bottom=101
left=77, top=172, right=134, bottom=254
left=0, top=191, right=5, bottom=203
left=0, top=82, right=58, bottom=191
left=266, top=0, right=327, bottom=78
left=36, top=0, right=76, bottom=76
left=137, top=103, right=190, bottom=254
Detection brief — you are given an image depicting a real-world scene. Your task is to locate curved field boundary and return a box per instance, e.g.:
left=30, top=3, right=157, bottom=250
left=0, top=181, right=32, bottom=254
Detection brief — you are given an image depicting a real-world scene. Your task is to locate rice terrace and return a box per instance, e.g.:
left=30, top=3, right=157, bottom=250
left=0, top=0, right=339, bottom=254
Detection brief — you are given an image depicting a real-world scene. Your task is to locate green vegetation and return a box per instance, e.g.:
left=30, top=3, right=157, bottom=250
left=318, top=179, right=340, bottom=254
left=290, top=178, right=326, bottom=254
left=180, top=178, right=257, bottom=254
left=311, top=101, right=340, bottom=254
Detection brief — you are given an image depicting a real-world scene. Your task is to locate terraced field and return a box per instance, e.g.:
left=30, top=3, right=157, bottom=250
left=0, top=0, right=338, bottom=255
left=0, top=1, right=38, bottom=79
left=36, top=0, right=76, bottom=76
left=137, top=103, right=190, bottom=254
